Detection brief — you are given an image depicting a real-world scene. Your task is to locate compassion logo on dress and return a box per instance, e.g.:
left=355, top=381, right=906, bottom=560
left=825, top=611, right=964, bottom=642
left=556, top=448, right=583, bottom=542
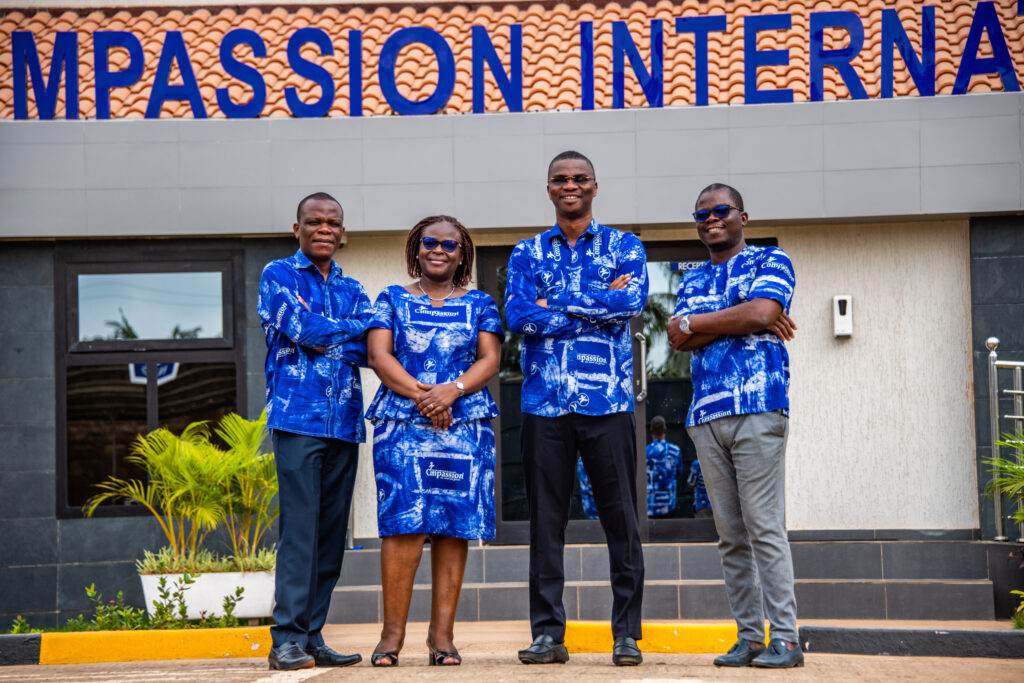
left=410, top=305, right=469, bottom=325
left=417, top=455, right=472, bottom=494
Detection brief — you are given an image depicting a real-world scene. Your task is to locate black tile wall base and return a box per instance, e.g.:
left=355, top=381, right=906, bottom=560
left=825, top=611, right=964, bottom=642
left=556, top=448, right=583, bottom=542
left=799, top=626, right=1024, bottom=658
left=0, top=634, right=40, bottom=666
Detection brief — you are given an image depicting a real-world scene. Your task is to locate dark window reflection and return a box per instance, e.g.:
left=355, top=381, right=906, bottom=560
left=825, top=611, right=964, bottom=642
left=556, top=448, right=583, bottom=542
left=66, top=365, right=147, bottom=507
left=158, top=362, right=236, bottom=439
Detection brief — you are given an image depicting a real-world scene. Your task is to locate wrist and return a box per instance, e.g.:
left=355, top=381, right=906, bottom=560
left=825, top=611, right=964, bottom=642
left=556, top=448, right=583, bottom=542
left=453, top=380, right=466, bottom=398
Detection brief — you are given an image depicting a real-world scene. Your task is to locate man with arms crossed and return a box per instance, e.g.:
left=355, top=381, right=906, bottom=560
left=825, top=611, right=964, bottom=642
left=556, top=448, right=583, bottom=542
left=505, top=151, right=648, bottom=666
left=668, top=183, right=802, bottom=668
left=258, top=192, right=372, bottom=670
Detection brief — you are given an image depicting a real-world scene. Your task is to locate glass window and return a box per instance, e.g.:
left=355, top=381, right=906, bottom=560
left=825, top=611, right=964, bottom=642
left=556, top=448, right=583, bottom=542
left=77, top=272, right=223, bottom=341
left=157, top=362, right=237, bottom=437
left=66, top=365, right=148, bottom=508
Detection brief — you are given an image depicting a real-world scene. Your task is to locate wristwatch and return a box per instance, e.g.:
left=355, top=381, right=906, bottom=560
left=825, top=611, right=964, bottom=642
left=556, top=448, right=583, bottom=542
left=454, top=380, right=466, bottom=397
left=678, top=315, right=692, bottom=335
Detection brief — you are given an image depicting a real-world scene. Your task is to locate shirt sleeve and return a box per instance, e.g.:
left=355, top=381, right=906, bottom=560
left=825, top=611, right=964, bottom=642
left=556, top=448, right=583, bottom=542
left=258, top=264, right=370, bottom=348
left=367, top=287, right=396, bottom=330
left=673, top=272, right=693, bottom=317
left=547, top=232, right=648, bottom=322
left=504, top=241, right=604, bottom=339
left=749, top=247, right=795, bottom=310
left=323, top=281, right=373, bottom=366
left=477, top=294, right=505, bottom=336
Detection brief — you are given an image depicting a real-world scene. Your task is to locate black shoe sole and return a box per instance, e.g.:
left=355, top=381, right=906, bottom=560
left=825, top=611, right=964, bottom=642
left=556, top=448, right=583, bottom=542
left=518, top=647, right=569, bottom=664
left=613, top=656, right=642, bottom=666
left=268, top=658, right=315, bottom=671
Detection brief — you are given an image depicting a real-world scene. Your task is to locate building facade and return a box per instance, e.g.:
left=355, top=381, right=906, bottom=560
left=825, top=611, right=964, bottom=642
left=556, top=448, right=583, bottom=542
left=1, top=0, right=1022, bottom=626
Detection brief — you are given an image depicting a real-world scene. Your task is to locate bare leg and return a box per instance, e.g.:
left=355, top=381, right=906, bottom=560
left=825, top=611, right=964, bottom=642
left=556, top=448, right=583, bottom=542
left=373, top=533, right=427, bottom=663
left=427, top=534, right=468, bottom=663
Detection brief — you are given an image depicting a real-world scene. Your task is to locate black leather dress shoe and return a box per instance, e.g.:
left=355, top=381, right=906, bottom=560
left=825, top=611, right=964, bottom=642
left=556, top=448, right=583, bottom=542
left=612, top=636, right=642, bottom=666
left=713, top=639, right=765, bottom=667
left=517, top=634, right=569, bottom=664
left=307, top=644, right=362, bottom=667
left=751, top=638, right=804, bottom=668
left=268, top=642, right=315, bottom=671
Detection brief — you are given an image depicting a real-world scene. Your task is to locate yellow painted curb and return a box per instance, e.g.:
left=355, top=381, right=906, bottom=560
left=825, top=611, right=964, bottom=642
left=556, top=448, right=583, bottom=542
left=567, top=621, right=776, bottom=654
left=38, top=626, right=272, bottom=665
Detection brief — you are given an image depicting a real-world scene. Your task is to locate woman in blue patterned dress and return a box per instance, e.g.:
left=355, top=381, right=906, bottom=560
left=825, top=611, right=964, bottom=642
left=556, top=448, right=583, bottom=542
left=366, top=215, right=502, bottom=667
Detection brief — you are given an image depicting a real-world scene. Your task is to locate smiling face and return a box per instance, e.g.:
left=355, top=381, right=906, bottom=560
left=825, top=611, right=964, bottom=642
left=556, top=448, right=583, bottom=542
left=694, top=187, right=747, bottom=262
left=547, top=158, right=597, bottom=222
left=417, top=220, right=462, bottom=284
left=293, top=198, right=344, bottom=271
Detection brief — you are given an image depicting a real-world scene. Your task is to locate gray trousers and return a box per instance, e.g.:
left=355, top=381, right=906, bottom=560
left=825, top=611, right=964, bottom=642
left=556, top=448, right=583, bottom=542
left=687, top=410, right=798, bottom=643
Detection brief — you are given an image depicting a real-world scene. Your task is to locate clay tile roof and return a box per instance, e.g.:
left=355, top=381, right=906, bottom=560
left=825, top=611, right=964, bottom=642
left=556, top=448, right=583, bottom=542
left=1, top=0, right=1021, bottom=119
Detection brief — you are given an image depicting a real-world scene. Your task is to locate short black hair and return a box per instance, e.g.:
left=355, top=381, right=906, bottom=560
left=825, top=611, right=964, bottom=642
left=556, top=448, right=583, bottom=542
left=548, top=150, right=596, bottom=179
left=650, top=415, right=667, bottom=435
left=405, top=215, right=475, bottom=289
left=696, top=183, right=743, bottom=211
left=296, top=191, right=342, bottom=221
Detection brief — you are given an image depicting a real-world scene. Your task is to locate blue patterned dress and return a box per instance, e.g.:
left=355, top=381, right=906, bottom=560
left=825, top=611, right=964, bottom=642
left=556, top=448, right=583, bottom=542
left=366, top=286, right=503, bottom=539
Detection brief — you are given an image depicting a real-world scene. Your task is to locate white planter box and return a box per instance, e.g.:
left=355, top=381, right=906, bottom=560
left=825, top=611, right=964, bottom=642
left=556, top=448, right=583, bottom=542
left=139, top=571, right=275, bottom=620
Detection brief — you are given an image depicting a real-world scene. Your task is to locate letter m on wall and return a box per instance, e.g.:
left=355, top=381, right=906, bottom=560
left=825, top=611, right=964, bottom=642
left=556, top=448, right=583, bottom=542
left=13, top=32, right=79, bottom=119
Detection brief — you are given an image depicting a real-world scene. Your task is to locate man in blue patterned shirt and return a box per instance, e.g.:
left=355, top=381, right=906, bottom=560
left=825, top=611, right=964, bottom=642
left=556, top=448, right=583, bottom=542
left=506, top=151, right=648, bottom=667
left=258, top=192, right=372, bottom=671
left=668, top=183, right=802, bottom=669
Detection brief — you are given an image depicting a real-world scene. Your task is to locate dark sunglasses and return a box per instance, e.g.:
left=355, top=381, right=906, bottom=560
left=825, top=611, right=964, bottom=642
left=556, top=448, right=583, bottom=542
left=421, top=236, right=461, bottom=253
left=693, top=204, right=740, bottom=223
left=548, top=174, right=593, bottom=187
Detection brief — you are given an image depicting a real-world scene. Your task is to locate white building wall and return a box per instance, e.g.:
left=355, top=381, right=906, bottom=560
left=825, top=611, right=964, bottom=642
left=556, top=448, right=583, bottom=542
left=334, top=216, right=977, bottom=537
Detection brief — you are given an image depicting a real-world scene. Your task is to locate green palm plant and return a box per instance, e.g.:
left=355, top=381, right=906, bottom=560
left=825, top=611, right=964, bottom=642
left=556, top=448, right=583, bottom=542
left=83, top=412, right=277, bottom=572
left=83, top=421, right=227, bottom=566
left=213, top=411, right=278, bottom=566
left=985, top=433, right=1024, bottom=526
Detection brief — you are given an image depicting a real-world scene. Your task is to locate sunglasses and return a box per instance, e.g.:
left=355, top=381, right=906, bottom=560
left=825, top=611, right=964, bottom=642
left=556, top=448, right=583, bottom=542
left=692, top=204, right=740, bottom=223
left=421, top=237, right=461, bottom=253
left=548, top=175, right=593, bottom=187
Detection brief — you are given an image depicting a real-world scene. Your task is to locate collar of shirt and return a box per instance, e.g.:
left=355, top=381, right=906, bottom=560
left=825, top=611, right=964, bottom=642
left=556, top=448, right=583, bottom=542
left=292, top=248, right=343, bottom=283
left=543, top=218, right=599, bottom=248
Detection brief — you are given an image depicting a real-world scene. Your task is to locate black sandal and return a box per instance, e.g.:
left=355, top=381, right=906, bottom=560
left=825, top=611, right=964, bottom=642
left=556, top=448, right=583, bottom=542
left=371, top=651, right=399, bottom=667
left=427, top=639, right=461, bottom=666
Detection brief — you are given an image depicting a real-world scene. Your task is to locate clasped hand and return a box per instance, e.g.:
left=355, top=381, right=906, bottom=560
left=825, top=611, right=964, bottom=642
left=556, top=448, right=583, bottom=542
left=414, top=381, right=459, bottom=430
left=666, top=311, right=797, bottom=351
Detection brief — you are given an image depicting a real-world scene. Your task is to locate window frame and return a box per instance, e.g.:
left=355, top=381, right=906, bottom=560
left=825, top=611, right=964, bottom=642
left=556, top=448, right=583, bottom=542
left=54, top=248, right=246, bottom=519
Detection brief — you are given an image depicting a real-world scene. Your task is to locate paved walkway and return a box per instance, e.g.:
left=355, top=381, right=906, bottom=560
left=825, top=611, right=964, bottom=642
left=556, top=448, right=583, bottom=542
left=2, top=620, right=1022, bottom=682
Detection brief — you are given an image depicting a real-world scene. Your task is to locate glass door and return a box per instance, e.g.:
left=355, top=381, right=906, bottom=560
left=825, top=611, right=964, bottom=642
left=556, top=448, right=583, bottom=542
left=478, top=239, right=772, bottom=544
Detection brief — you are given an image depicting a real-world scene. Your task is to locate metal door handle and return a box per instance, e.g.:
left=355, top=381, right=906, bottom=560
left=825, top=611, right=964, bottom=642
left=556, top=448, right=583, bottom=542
left=634, top=331, right=647, bottom=402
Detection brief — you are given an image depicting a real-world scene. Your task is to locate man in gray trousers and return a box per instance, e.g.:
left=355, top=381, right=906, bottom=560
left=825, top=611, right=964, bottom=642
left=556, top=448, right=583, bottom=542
left=667, top=183, right=803, bottom=668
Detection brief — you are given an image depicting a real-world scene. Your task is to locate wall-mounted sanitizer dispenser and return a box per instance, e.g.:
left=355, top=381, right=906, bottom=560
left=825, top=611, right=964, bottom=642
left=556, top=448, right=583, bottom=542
left=833, top=295, right=852, bottom=337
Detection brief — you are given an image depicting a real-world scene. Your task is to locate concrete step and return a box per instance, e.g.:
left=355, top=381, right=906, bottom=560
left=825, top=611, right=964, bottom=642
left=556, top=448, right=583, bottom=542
left=328, top=577, right=995, bottom=624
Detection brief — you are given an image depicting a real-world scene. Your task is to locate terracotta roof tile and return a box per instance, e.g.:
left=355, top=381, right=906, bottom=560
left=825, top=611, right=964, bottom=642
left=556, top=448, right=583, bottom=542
left=2, top=0, right=1021, bottom=119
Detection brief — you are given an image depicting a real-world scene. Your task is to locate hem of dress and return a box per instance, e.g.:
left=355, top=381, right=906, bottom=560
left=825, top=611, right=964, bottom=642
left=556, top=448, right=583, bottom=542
left=378, top=528, right=496, bottom=541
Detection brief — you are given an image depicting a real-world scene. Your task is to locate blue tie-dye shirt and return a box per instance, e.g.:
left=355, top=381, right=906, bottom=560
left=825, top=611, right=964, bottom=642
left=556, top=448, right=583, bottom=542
left=505, top=220, right=648, bottom=417
left=646, top=438, right=682, bottom=516
left=675, top=245, right=795, bottom=427
left=687, top=458, right=710, bottom=512
left=258, top=250, right=373, bottom=443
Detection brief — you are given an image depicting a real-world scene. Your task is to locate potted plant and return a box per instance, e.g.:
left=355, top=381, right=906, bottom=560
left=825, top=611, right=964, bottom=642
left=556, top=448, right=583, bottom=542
left=84, top=411, right=278, bottom=620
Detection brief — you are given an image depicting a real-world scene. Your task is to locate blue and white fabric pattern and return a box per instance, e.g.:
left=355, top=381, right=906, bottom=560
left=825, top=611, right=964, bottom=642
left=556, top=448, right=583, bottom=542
left=646, top=438, right=682, bottom=516
left=258, top=250, right=372, bottom=443
left=366, top=286, right=503, bottom=539
left=687, top=458, right=711, bottom=512
left=505, top=220, right=648, bottom=417
left=674, top=245, right=795, bottom=428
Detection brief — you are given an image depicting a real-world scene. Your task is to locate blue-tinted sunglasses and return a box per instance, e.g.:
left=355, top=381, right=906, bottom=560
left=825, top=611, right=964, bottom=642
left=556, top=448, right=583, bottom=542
left=693, top=204, right=740, bottom=223
left=421, top=236, right=461, bottom=253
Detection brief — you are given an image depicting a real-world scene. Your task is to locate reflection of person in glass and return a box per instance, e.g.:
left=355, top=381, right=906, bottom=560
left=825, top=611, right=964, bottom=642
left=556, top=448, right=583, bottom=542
left=505, top=151, right=648, bottom=667
left=258, top=192, right=372, bottom=671
left=576, top=414, right=682, bottom=518
left=668, top=183, right=801, bottom=669
left=645, top=416, right=682, bottom=517
left=365, top=216, right=502, bottom=667
left=687, top=457, right=713, bottom=518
